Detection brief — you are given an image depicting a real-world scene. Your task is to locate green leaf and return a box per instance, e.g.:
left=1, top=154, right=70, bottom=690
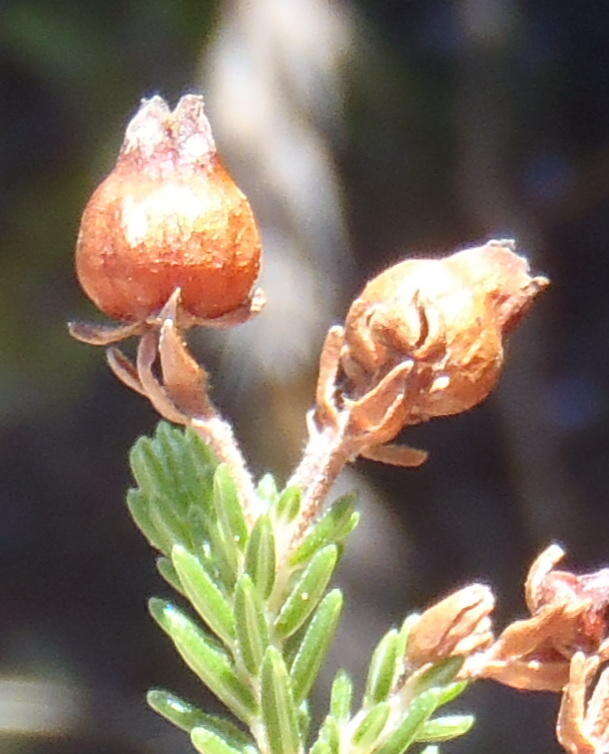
left=185, top=504, right=210, bottom=543
left=290, top=494, right=358, bottom=565
left=257, top=473, right=278, bottom=504
left=130, top=425, right=218, bottom=535
left=213, top=464, right=249, bottom=551
left=234, top=574, right=270, bottom=674
left=149, top=494, right=191, bottom=549
left=130, top=436, right=170, bottom=501
left=290, top=589, right=343, bottom=704
left=375, top=689, right=440, bottom=754
left=413, top=657, right=464, bottom=696
left=260, top=646, right=301, bottom=754
left=298, top=701, right=311, bottom=744
left=365, top=628, right=399, bottom=705
left=281, top=621, right=309, bottom=669
left=309, top=740, right=332, bottom=754
left=395, top=614, right=418, bottom=668
left=158, top=424, right=217, bottom=509
left=184, top=522, right=234, bottom=596
left=415, top=715, right=475, bottom=743
left=155, top=423, right=202, bottom=513
left=244, top=514, right=276, bottom=598
left=330, top=670, right=353, bottom=721
left=149, top=598, right=256, bottom=723
left=184, top=428, right=217, bottom=513
left=185, top=426, right=219, bottom=471
left=204, top=517, right=240, bottom=588
left=172, top=545, right=236, bottom=645
left=352, top=701, right=391, bottom=748
left=429, top=682, right=468, bottom=708
left=191, top=727, right=244, bottom=754
left=275, top=545, right=338, bottom=638
left=127, top=489, right=169, bottom=553
left=276, top=487, right=301, bottom=522
left=186, top=509, right=228, bottom=584
left=156, top=557, right=185, bottom=596
left=147, top=688, right=255, bottom=750
left=317, top=715, right=339, bottom=754
left=147, top=687, right=205, bottom=732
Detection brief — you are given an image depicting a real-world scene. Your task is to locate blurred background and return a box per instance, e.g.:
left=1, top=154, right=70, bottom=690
left=2, top=0, right=609, bottom=751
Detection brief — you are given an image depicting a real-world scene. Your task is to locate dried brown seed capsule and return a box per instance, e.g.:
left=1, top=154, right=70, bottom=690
left=342, top=240, right=548, bottom=422
left=76, top=95, right=262, bottom=322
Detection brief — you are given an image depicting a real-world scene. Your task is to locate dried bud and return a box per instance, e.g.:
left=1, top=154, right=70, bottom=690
left=342, top=240, right=548, bottom=423
left=406, top=584, right=495, bottom=667
left=76, top=95, right=262, bottom=322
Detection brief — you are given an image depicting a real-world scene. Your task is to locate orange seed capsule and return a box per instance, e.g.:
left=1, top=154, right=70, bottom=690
left=75, top=95, right=262, bottom=322
left=342, top=240, right=549, bottom=421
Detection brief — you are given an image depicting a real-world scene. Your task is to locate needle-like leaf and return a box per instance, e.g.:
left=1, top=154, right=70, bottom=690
left=234, top=573, right=270, bottom=674
left=148, top=688, right=256, bottom=752
left=290, top=589, right=343, bottom=703
left=276, top=487, right=302, bottom=522
left=256, top=474, right=278, bottom=504
left=213, top=464, right=249, bottom=552
left=149, top=598, right=256, bottom=723
left=374, top=688, right=441, bottom=754
left=352, top=701, right=391, bottom=748
left=245, top=514, right=276, bottom=598
left=172, top=544, right=236, bottom=645
left=156, top=556, right=185, bottom=596
left=365, top=628, right=399, bottom=705
left=191, top=727, right=248, bottom=754
left=289, top=494, right=358, bottom=565
left=330, top=670, right=353, bottom=721
left=260, top=647, right=302, bottom=754
left=275, top=545, right=338, bottom=638
left=415, top=715, right=475, bottom=743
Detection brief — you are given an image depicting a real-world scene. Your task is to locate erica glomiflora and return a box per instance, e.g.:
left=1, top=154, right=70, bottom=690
left=68, top=94, right=605, bottom=754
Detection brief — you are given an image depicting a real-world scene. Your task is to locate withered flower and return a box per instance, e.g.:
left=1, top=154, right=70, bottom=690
left=288, top=240, right=548, bottom=543
left=73, top=94, right=263, bottom=338
left=557, top=652, right=609, bottom=754
left=342, top=239, right=548, bottom=424
left=69, top=94, right=266, bottom=434
left=475, top=545, right=609, bottom=692
left=307, top=240, right=548, bottom=473
left=406, top=584, right=495, bottom=668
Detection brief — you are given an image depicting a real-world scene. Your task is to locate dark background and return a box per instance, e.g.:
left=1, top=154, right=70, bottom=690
left=3, top=1, right=609, bottom=752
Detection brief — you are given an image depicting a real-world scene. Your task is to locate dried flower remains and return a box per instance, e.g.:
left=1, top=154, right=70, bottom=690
left=71, top=94, right=264, bottom=344
left=309, top=240, right=548, bottom=472
left=476, top=544, right=609, bottom=692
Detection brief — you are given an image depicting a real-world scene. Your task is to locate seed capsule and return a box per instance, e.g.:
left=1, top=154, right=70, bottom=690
left=76, top=95, right=262, bottom=322
left=342, top=240, right=548, bottom=422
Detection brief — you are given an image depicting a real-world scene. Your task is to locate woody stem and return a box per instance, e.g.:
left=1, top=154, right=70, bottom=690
left=286, top=410, right=360, bottom=551
left=190, top=414, right=265, bottom=525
